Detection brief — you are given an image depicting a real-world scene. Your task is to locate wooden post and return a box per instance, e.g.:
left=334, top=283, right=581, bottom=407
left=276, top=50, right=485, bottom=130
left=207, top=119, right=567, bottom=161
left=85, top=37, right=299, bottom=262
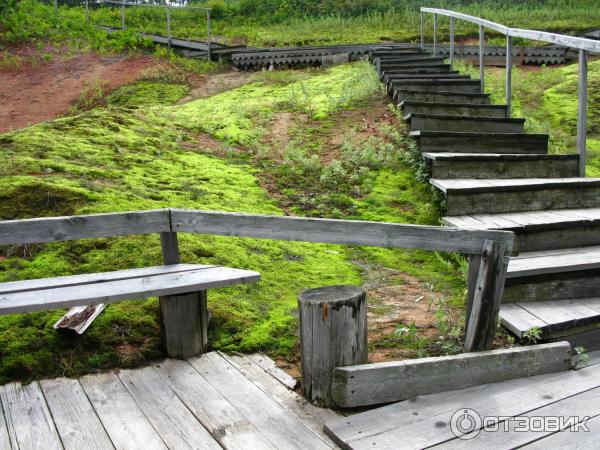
left=464, top=240, right=509, bottom=352
left=85, top=0, right=89, bottom=23
left=166, top=7, right=172, bottom=49
left=420, top=11, right=424, bottom=50
left=433, top=13, right=438, bottom=56
left=506, top=35, right=513, bottom=117
left=577, top=49, right=588, bottom=177
left=479, top=25, right=485, bottom=93
left=449, top=17, right=455, bottom=69
left=54, top=0, right=58, bottom=14
left=298, top=285, right=368, bottom=407
left=375, top=57, right=381, bottom=77
left=121, top=3, right=125, bottom=30
left=207, top=9, right=212, bottom=61
left=465, top=253, right=482, bottom=333
left=159, top=231, right=208, bottom=358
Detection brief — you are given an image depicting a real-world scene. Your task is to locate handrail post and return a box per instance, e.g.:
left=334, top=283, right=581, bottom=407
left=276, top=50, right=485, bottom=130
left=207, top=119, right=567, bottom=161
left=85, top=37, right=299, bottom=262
left=420, top=11, right=424, bottom=50
left=449, top=17, right=455, bottom=69
left=433, top=13, right=438, bottom=56
left=84, top=0, right=89, bottom=22
left=166, top=6, right=172, bottom=49
left=578, top=49, right=588, bottom=177
left=54, top=0, right=58, bottom=14
left=479, top=25, right=485, bottom=94
left=207, top=9, right=212, bottom=61
left=121, top=2, right=125, bottom=30
left=506, top=35, right=513, bottom=117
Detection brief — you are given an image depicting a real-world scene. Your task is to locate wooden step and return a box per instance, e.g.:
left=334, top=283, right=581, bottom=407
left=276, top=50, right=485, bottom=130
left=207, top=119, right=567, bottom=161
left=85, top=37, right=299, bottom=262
left=431, top=178, right=600, bottom=215
left=411, top=131, right=548, bottom=154
left=377, top=56, right=446, bottom=65
left=500, top=298, right=600, bottom=345
left=394, top=90, right=491, bottom=105
left=443, top=208, right=600, bottom=252
left=384, top=73, right=470, bottom=82
left=423, top=153, right=578, bottom=179
left=508, top=246, right=600, bottom=278
left=400, top=101, right=507, bottom=118
left=390, top=79, right=482, bottom=94
left=381, top=66, right=453, bottom=76
left=370, top=50, right=429, bottom=60
left=406, top=113, right=525, bottom=133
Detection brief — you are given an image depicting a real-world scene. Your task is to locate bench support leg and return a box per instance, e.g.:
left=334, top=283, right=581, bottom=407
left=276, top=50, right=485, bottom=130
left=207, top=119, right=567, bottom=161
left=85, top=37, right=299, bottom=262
left=160, top=290, right=208, bottom=359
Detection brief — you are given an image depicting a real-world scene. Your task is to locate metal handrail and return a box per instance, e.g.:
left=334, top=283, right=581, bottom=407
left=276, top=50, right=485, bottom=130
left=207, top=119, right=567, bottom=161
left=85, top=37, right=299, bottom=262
left=420, top=7, right=596, bottom=177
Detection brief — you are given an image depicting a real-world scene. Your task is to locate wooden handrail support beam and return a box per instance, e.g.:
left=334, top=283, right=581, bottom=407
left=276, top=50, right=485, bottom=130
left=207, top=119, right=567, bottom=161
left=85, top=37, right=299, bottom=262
left=0, top=209, right=514, bottom=350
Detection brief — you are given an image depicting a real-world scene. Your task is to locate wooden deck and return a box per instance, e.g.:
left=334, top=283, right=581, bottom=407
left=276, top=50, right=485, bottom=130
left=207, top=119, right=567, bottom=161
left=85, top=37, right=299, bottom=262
left=325, top=351, right=600, bottom=449
left=0, top=352, right=339, bottom=449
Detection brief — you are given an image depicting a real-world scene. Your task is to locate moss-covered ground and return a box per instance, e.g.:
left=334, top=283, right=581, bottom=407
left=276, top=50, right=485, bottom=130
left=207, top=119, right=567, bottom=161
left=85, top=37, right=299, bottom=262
left=0, top=60, right=468, bottom=383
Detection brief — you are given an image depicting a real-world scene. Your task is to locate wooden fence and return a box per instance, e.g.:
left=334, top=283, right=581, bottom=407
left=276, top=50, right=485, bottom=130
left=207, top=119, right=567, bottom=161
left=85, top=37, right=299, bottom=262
left=0, top=208, right=515, bottom=352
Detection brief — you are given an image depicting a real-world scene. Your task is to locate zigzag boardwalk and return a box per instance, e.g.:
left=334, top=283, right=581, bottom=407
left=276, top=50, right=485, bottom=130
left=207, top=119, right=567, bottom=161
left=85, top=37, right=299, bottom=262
left=372, top=47, right=600, bottom=350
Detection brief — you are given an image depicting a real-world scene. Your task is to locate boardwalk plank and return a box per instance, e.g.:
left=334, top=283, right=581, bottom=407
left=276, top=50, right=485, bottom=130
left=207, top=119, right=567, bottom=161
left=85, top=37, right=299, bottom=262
left=0, top=381, right=62, bottom=450
left=118, top=366, right=221, bottom=450
left=0, top=396, right=10, bottom=450
left=155, top=358, right=278, bottom=450
left=437, top=385, right=600, bottom=448
left=325, top=362, right=600, bottom=450
left=79, top=373, right=167, bottom=450
left=522, top=413, right=600, bottom=449
left=40, top=378, right=114, bottom=450
left=223, top=353, right=339, bottom=443
left=188, top=352, right=332, bottom=449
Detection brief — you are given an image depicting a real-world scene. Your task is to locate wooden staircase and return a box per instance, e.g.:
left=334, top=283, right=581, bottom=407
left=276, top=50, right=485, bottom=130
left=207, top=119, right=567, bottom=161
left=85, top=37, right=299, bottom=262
left=372, top=48, right=600, bottom=351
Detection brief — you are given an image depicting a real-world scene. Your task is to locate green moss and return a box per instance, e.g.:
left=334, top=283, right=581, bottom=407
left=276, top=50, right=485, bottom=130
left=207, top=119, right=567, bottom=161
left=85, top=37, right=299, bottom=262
left=107, top=81, right=189, bottom=107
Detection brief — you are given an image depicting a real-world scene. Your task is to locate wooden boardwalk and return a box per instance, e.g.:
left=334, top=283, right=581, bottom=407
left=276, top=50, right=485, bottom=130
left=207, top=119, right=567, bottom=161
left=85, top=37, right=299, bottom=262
left=326, top=351, right=600, bottom=449
left=0, top=352, right=339, bottom=450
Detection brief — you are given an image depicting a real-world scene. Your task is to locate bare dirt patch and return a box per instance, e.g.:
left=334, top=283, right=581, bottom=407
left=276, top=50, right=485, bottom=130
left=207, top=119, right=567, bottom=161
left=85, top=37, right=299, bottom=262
left=0, top=46, right=158, bottom=132
left=177, top=71, right=253, bottom=102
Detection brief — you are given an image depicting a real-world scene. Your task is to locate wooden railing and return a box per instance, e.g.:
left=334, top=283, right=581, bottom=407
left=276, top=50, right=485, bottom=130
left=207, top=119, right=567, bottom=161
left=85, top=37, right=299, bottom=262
left=0, top=209, right=515, bottom=352
left=420, top=7, right=600, bottom=177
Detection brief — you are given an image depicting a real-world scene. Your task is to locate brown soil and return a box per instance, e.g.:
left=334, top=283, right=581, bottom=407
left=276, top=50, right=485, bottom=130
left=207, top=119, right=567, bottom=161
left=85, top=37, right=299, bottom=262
left=0, top=45, right=159, bottom=133
left=177, top=71, right=253, bottom=102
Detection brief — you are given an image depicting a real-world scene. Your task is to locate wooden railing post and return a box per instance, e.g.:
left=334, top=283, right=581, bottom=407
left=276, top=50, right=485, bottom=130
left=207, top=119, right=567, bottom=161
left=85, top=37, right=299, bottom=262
left=479, top=25, right=485, bottom=93
left=207, top=9, right=212, bottom=61
left=506, top=35, right=513, bottom=117
left=121, top=2, right=125, bottom=30
left=420, top=11, right=424, bottom=49
left=578, top=49, right=588, bottom=177
left=433, top=13, right=438, bottom=56
left=159, top=230, right=208, bottom=358
left=464, top=240, right=509, bottom=352
left=166, top=7, right=172, bottom=49
left=449, top=17, right=455, bottom=69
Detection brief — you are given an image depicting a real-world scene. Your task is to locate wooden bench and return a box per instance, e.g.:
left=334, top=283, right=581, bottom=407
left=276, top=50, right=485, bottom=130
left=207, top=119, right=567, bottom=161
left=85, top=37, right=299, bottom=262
left=0, top=208, right=515, bottom=353
left=0, top=210, right=260, bottom=359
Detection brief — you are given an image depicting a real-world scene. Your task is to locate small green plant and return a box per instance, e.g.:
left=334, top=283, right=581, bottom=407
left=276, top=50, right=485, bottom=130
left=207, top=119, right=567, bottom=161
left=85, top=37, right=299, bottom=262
left=68, top=80, right=109, bottom=115
left=574, top=346, right=590, bottom=369
left=522, top=326, right=542, bottom=344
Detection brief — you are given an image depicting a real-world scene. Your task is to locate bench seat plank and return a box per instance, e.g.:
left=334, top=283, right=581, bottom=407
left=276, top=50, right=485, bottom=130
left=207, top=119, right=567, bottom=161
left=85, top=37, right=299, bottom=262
left=0, top=267, right=260, bottom=315
left=0, top=264, right=208, bottom=295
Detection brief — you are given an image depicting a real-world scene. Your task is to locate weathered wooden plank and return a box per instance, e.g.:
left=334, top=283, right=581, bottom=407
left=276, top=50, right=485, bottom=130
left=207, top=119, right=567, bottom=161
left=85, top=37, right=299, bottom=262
left=331, top=342, right=571, bottom=408
left=0, top=264, right=206, bottom=295
left=53, top=304, right=107, bottom=334
left=118, top=367, right=221, bottom=449
left=160, top=231, right=180, bottom=265
left=40, top=378, right=114, bottom=450
left=508, top=246, right=600, bottom=277
left=0, top=394, right=11, bottom=450
left=464, top=239, right=508, bottom=351
left=325, top=360, right=600, bottom=449
left=160, top=291, right=208, bottom=358
left=245, top=353, right=298, bottom=390
left=438, top=385, right=600, bottom=448
left=155, top=358, right=278, bottom=450
left=0, top=267, right=260, bottom=314
left=499, top=303, right=547, bottom=337
left=170, top=208, right=514, bottom=254
left=188, top=352, right=332, bottom=449
left=0, top=209, right=170, bottom=245
left=0, top=382, right=62, bottom=450
left=80, top=372, right=167, bottom=450
left=223, top=353, right=339, bottom=444
left=521, top=413, right=600, bottom=449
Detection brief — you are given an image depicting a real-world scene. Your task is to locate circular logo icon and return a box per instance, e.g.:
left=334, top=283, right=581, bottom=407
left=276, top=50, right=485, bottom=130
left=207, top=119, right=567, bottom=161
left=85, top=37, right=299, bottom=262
left=450, top=408, right=482, bottom=440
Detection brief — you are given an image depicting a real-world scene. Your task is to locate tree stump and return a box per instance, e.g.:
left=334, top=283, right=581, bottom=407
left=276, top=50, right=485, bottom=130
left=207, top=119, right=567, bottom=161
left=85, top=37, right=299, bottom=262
left=298, top=285, right=368, bottom=407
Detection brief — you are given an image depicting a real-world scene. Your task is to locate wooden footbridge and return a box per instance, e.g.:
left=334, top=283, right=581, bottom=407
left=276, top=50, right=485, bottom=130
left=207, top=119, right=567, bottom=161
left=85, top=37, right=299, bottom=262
left=3, top=5, right=600, bottom=450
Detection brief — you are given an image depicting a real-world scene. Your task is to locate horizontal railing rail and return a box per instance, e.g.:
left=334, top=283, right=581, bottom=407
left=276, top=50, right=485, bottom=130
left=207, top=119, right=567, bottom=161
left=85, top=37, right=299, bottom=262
left=420, top=7, right=596, bottom=177
left=0, top=209, right=515, bottom=351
